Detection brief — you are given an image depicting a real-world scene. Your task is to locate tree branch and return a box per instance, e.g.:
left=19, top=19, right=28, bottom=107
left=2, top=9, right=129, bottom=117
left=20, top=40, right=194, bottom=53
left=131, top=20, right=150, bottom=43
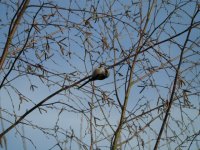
left=0, top=0, right=30, bottom=70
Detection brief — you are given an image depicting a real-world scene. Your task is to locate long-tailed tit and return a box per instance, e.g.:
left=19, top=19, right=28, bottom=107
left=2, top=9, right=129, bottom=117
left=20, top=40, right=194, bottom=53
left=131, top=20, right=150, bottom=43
left=78, top=66, right=109, bottom=89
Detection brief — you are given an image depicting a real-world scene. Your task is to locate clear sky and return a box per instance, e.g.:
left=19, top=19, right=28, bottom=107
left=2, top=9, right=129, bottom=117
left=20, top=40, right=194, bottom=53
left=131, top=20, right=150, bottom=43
left=0, top=0, right=200, bottom=150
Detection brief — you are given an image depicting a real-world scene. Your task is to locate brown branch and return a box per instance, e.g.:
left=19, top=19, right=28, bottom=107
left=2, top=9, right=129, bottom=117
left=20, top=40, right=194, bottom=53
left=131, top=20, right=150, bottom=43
left=118, top=113, right=163, bottom=147
left=111, top=1, right=156, bottom=149
left=153, top=9, right=199, bottom=150
left=0, top=2, right=44, bottom=89
left=0, top=75, right=90, bottom=141
left=107, top=21, right=200, bottom=70
left=0, top=0, right=30, bottom=70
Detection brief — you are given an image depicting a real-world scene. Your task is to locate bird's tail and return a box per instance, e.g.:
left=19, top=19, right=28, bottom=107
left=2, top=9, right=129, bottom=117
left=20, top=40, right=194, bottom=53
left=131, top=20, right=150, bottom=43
left=78, top=79, right=91, bottom=89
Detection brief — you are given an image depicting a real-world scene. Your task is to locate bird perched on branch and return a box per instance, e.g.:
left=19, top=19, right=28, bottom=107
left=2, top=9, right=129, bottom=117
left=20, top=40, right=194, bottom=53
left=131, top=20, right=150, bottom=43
left=78, top=65, right=109, bottom=89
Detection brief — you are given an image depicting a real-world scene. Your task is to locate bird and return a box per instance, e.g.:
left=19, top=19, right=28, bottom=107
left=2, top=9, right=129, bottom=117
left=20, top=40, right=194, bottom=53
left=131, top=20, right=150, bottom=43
left=78, top=65, right=109, bottom=89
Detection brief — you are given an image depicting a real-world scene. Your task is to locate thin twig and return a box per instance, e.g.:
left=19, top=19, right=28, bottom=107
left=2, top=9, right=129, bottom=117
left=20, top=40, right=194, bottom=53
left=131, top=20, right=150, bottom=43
left=153, top=9, right=199, bottom=150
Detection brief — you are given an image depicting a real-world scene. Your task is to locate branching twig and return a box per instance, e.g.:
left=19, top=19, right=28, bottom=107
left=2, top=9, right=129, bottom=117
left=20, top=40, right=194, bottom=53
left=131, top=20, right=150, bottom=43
left=0, top=0, right=30, bottom=70
left=153, top=9, right=199, bottom=150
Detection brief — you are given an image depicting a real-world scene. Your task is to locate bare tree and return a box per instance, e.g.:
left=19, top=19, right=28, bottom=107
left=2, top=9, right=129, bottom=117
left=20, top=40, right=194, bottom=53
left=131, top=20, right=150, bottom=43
left=0, top=0, right=199, bottom=150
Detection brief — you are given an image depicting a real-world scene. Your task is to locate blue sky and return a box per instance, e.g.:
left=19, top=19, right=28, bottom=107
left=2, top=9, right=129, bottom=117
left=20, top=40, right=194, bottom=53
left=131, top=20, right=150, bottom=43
left=0, top=0, right=200, bottom=150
